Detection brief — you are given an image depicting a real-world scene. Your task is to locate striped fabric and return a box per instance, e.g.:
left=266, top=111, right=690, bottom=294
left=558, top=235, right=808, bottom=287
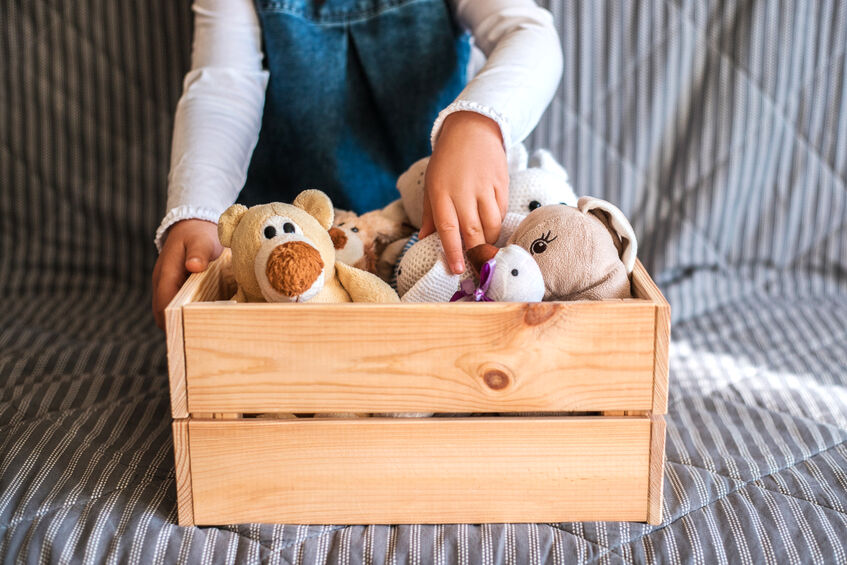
left=2, top=0, right=846, bottom=563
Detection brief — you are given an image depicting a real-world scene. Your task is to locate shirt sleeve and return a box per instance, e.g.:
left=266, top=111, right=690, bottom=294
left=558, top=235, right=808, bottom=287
left=432, top=0, right=563, bottom=153
left=155, top=0, right=269, bottom=251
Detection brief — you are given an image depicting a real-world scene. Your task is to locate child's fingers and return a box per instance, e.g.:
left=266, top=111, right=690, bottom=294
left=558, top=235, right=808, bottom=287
left=419, top=191, right=435, bottom=239
left=478, top=195, right=503, bottom=244
left=495, top=182, right=509, bottom=219
left=456, top=200, right=487, bottom=251
left=431, top=195, right=465, bottom=274
left=153, top=246, right=188, bottom=330
left=184, top=233, right=221, bottom=273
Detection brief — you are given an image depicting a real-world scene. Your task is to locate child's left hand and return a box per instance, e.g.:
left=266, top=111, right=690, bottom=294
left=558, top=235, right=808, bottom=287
left=419, top=111, right=509, bottom=274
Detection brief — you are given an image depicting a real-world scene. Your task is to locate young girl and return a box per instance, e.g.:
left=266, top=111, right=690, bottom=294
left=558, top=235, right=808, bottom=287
left=152, top=0, right=562, bottom=328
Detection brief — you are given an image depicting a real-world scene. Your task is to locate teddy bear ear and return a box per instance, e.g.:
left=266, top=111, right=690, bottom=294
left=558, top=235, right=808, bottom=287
left=577, top=196, right=638, bottom=273
left=218, top=204, right=248, bottom=248
left=529, top=149, right=569, bottom=183
left=293, top=189, right=334, bottom=229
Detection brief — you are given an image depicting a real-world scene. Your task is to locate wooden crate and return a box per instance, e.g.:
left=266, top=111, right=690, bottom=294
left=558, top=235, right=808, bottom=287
left=167, top=249, right=670, bottom=526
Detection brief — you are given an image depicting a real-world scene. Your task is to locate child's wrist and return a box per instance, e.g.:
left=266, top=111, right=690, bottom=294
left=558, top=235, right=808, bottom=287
left=440, top=111, right=504, bottom=145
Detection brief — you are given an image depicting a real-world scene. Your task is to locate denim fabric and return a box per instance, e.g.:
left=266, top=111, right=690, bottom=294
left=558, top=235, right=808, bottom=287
left=241, top=0, right=469, bottom=213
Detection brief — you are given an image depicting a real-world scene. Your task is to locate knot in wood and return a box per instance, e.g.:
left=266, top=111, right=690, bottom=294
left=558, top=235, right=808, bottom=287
left=523, top=303, right=558, bottom=326
left=483, top=369, right=510, bottom=390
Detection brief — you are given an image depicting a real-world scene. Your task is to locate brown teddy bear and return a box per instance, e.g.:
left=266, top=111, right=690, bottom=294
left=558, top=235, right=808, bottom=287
left=508, top=196, right=638, bottom=301
left=218, top=189, right=399, bottom=303
left=331, top=200, right=414, bottom=280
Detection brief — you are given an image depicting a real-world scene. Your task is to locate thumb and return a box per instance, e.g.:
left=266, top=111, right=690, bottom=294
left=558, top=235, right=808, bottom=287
left=184, top=234, right=222, bottom=273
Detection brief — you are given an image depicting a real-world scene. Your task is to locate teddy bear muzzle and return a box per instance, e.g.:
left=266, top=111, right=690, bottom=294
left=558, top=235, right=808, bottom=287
left=260, top=240, right=325, bottom=302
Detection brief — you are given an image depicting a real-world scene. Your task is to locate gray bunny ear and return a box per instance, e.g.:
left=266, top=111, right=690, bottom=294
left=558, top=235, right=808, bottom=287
left=529, top=149, right=569, bottom=182
left=577, top=196, right=638, bottom=273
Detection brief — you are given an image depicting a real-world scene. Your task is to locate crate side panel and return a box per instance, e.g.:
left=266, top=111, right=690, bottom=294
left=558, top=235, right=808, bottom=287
left=630, top=260, right=671, bottom=415
left=189, top=417, right=651, bottom=525
left=165, top=249, right=231, bottom=418
left=183, top=301, right=656, bottom=413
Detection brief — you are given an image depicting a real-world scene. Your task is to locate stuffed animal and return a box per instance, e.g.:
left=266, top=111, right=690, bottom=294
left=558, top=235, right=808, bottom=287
left=394, top=149, right=577, bottom=302
left=218, top=189, right=400, bottom=303
left=331, top=200, right=414, bottom=279
left=508, top=196, right=638, bottom=300
left=452, top=243, right=546, bottom=302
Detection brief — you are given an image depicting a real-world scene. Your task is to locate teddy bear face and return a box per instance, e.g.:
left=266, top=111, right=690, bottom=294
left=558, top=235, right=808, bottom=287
left=219, top=192, right=337, bottom=303
left=508, top=204, right=632, bottom=301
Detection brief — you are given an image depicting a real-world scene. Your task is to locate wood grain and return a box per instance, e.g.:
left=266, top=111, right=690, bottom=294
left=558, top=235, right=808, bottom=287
left=183, top=300, right=656, bottom=414
left=172, top=419, right=194, bottom=526
left=164, top=249, right=231, bottom=418
left=631, top=260, right=671, bottom=415
left=188, top=416, right=652, bottom=525
left=647, top=414, right=667, bottom=525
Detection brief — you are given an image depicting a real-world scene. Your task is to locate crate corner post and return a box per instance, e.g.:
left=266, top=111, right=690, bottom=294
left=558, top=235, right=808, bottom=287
left=172, top=419, right=195, bottom=527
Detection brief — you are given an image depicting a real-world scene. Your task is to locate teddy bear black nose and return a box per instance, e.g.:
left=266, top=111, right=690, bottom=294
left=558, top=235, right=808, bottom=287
left=283, top=222, right=296, bottom=233
left=264, top=226, right=276, bottom=239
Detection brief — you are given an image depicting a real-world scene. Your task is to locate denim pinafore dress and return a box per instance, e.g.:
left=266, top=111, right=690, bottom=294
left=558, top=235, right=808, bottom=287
left=241, top=0, right=470, bottom=213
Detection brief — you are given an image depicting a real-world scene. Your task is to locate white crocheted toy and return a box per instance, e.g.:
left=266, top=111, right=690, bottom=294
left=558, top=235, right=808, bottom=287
left=394, top=147, right=577, bottom=302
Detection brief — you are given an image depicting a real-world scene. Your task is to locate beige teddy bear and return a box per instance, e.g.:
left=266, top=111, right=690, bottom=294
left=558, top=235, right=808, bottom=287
left=218, top=189, right=399, bottom=304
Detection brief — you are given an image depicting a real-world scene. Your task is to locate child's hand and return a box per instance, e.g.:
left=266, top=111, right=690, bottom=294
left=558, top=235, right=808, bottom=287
left=152, top=219, right=223, bottom=330
left=420, top=111, right=508, bottom=274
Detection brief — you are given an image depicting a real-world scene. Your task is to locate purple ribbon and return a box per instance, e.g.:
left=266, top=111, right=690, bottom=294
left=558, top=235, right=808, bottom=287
left=450, top=259, right=496, bottom=302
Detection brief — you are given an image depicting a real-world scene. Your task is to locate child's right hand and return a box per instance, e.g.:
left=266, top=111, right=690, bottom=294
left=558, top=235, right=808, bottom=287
left=152, top=219, right=223, bottom=330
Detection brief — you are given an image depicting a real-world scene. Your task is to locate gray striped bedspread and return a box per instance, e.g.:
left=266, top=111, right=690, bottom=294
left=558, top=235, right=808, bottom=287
left=2, top=1, right=846, bottom=563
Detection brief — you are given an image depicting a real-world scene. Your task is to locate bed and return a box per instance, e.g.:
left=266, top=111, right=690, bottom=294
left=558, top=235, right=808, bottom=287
left=2, top=1, right=846, bottom=562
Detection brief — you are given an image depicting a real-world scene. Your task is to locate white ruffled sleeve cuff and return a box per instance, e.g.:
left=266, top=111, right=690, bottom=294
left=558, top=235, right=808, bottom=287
left=430, top=99, right=512, bottom=156
left=154, top=205, right=225, bottom=252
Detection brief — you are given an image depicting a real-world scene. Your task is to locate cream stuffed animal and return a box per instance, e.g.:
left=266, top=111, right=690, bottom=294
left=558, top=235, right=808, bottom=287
left=218, top=190, right=399, bottom=303
left=508, top=197, right=638, bottom=300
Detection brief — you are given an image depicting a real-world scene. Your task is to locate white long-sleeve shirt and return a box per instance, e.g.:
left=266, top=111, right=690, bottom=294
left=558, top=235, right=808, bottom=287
left=156, top=0, right=563, bottom=249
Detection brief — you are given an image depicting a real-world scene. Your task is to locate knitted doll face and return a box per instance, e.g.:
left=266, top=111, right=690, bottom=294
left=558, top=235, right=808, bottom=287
left=506, top=151, right=577, bottom=215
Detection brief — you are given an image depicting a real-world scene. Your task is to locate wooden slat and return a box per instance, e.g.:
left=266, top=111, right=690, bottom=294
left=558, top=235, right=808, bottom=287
left=631, top=260, right=671, bottom=415
left=172, top=419, right=194, bottom=527
left=188, top=417, right=652, bottom=525
left=164, top=249, right=230, bottom=418
left=183, top=300, right=656, bottom=414
left=647, top=414, right=667, bottom=525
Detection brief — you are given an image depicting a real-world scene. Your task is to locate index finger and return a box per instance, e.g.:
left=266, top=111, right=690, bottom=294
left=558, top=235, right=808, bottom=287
left=431, top=195, right=464, bottom=274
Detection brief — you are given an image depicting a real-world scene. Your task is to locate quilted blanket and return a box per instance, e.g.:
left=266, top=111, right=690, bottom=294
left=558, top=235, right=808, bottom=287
left=2, top=1, right=846, bottom=563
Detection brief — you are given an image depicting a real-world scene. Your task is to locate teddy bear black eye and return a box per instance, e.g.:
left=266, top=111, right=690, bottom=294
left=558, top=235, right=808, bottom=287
left=530, top=231, right=558, bottom=255
left=529, top=200, right=542, bottom=211
left=397, top=267, right=402, bottom=276
left=283, top=222, right=296, bottom=234
left=264, top=226, right=276, bottom=239
left=511, top=268, right=519, bottom=276
left=351, top=226, right=359, bottom=233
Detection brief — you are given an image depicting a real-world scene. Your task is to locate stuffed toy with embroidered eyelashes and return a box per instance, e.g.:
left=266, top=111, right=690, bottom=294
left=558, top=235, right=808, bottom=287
left=507, top=196, right=638, bottom=301
left=218, top=189, right=399, bottom=304
left=397, top=195, right=637, bottom=303
left=331, top=199, right=414, bottom=279
left=393, top=147, right=578, bottom=302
